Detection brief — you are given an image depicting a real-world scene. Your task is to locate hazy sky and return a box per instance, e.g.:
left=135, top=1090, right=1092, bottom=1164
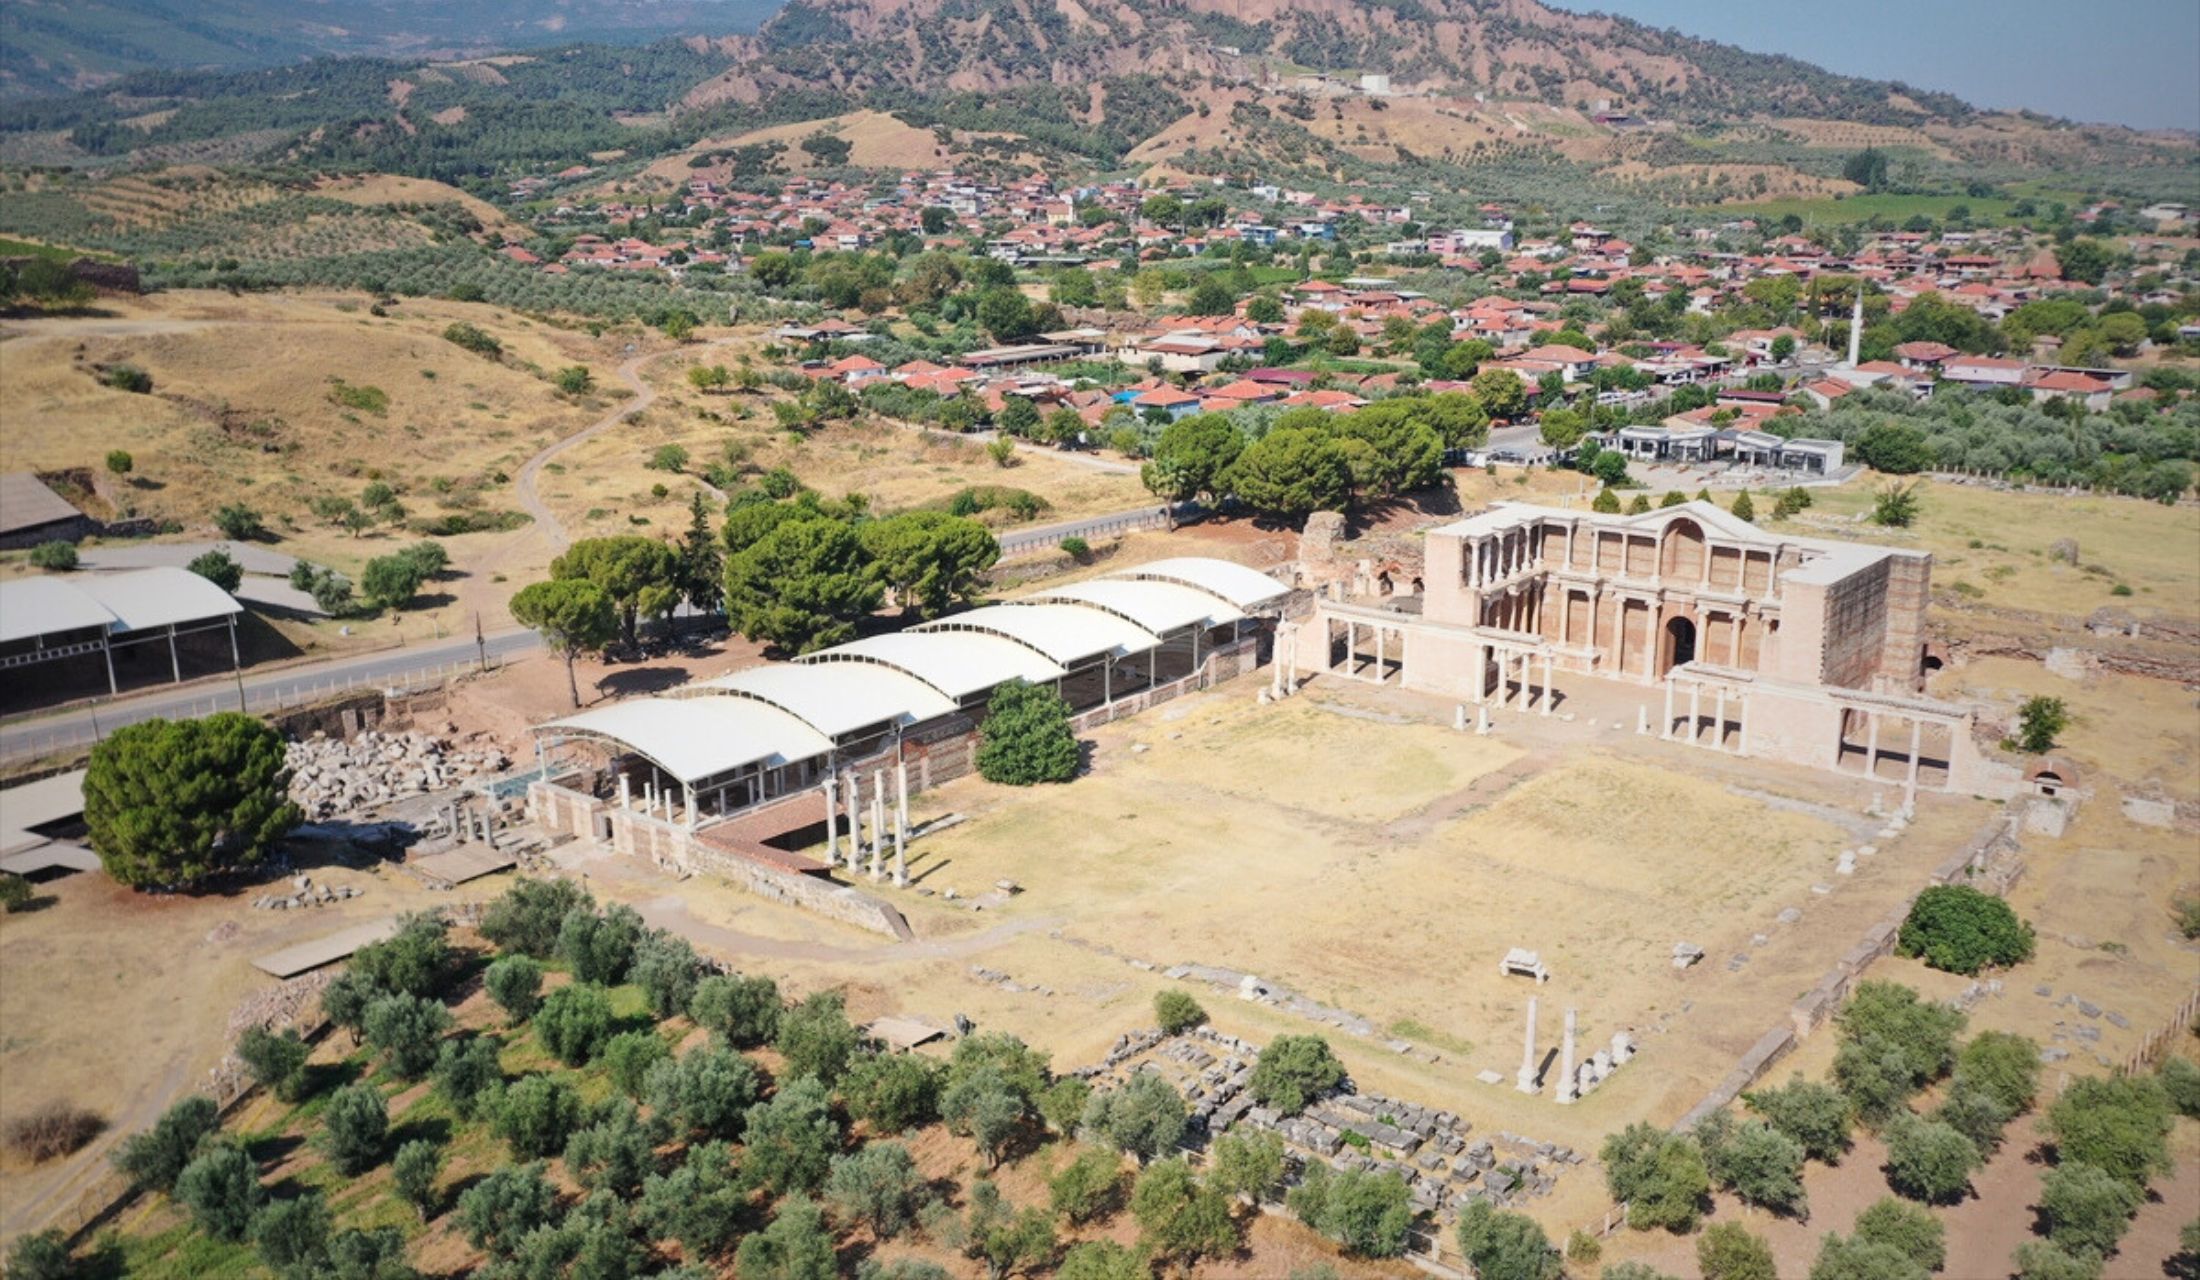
left=1568, top=0, right=2200, bottom=131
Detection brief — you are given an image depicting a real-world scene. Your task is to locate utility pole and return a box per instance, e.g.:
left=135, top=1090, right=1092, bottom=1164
left=475, top=612, right=488, bottom=674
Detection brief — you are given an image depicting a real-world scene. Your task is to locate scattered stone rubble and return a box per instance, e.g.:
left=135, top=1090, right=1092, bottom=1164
left=1076, top=1026, right=1572, bottom=1229
left=208, top=971, right=338, bottom=1097
left=285, top=730, right=507, bottom=819
left=252, top=873, right=365, bottom=911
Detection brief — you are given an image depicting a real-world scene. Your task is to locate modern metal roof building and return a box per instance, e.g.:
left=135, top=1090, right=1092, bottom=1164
left=0, top=567, right=244, bottom=693
left=534, top=556, right=1286, bottom=821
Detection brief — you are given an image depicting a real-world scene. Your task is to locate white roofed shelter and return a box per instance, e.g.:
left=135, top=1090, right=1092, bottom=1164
left=0, top=567, right=244, bottom=695
left=532, top=556, right=1285, bottom=828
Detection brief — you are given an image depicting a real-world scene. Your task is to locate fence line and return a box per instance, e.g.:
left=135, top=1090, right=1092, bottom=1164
left=1, top=653, right=506, bottom=764
left=2113, top=985, right=2200, bottom=1079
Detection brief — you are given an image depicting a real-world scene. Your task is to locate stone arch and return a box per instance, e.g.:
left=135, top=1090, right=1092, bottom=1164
left=1659, top=517, right=1707, bottom=580
left=1661, top=614, right=1697, bottom=675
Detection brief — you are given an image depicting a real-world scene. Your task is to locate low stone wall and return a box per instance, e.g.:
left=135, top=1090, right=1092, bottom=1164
left=267, top=689, right=389, bottom=741
left=684, top=838, right=913, bottom=941
left=527, top=778, right=605, bottom=844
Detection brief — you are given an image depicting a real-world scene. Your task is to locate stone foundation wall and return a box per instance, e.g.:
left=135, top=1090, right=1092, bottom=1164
left=684, top=839, right=913, bottom=940
left=527, top=779, right=605, bottom=843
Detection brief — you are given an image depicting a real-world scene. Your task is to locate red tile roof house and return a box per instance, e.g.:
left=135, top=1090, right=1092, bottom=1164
left=1939, top=355, right=2028, bottom=388
left=1132, top=387, right=1203, bottom=420
left=1892, top=341, right=1960, bottom=370
left=2026, top=370, right=2113, bottom=412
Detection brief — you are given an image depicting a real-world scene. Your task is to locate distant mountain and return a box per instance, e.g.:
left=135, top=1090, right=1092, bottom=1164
left=0, top=0, right=782, bottom=99
left=682, top=0, right=1981, bottom=126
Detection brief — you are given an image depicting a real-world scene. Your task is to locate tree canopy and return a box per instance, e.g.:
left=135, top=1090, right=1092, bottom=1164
left=84, top=713, right=300, bottom=888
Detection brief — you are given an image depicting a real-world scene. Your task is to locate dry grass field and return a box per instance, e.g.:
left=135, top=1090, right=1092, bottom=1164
left=1779, top=478, right=2200, bottom=619
left=531, top=354, right=1151, bottom=534
left=0, top=289, right=619, bottom=552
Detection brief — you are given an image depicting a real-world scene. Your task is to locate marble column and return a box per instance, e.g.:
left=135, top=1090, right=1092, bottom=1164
left=1516, top=997, right=1541, bottom=1094
left=1556, top=1008, right=1579, bottom=1104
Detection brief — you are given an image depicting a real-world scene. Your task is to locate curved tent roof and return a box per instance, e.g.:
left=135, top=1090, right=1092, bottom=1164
left=916, top=602, right=1157, bottom=666
left=1029, top=579, right=1243, bottom=633
left=797, top=632, right=1064, bottom=701
left=1113, top=557, right=1287, bottom=611
left=0, top=577, right=119, bottom=644
left=547, top=696, right=832, bottom=784
left=688, top=661, right=955, bottom=738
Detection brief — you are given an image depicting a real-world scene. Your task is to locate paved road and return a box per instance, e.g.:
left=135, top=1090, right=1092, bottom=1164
left=0, top=629, right=540, bottom=762
left=996, top=504, right=1179, bottom=557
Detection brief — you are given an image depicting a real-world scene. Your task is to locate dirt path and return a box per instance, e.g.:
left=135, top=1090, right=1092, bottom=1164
left=472, top=335, right=740, bottom=587
left=0, top=1053, right=186, bottom=1237
left=631, top=891, right=1065, bottom=965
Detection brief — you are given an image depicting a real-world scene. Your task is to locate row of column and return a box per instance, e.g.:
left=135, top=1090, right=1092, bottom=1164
left=1474, top=646, right=1554, bottom=716
left=1857, top=711, right=1928, bottom=803
left=1662, top=680, right=1751, bottom=756
left=1467, top=527, right=1541, bottom=589
left=822, top=762, right=912, bottom=887
left=1338, top=618, right=1403, bottom=684
left=1516, top=997, right=1634, bottom=1103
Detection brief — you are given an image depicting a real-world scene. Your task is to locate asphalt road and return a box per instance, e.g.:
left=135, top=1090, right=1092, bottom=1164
left=0, top=629, right=541, bottom=762
left=996, top=504, right=1177, bottom=556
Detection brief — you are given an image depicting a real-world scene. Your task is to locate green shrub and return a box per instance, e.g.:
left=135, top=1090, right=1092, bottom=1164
left=1853, top=1196, right=1945, bottom=1272
left=1153, top=989, right=1206, bottom=1035
left=318, top=1084, right=387, bottom=1175
left=1883, top=1115, right=1982, bottom=1204
left=27, top=541, right=77, bottom=570
left=104, top=363, right=153, bottom=393
left=2039, top=1161, right=2142, bottom=1257
left=534, top=982, right=614, bottom=1066
left=975, top=678, right=1079, bottom=785
left=1897, top=885, right=2035, bottom=974
left=1248, top=1034, right=1345, bottom=1116
left=1697, top=1221, right=1777, bottom=1280
left=2047, top=1075, right=2173, bottom=1187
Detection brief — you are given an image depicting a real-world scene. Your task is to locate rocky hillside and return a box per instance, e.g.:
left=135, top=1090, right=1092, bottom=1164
left=679, top=0, right=1977, bottom=126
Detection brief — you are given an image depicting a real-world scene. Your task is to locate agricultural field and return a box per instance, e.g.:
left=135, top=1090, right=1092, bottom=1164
left=1696, top=192, right=2041, bottom=226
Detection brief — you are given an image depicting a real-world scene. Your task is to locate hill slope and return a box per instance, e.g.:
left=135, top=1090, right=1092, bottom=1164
left=0, top=0, right=780, bottom=100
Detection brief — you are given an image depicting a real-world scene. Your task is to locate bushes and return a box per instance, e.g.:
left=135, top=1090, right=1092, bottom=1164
left=1453, top=1198, right=1560, bottom=1280
left=112, top=1095, right=219, bottom=1192
left=557, top=904, right=643, bottom=984
left=2046, top=1075, right=2173, bottom=1187
left=1154, top=989, right=1206, bottom=1035
left=1809, top=1231, right=1929, bottom=1280
left=1248, top=1034, right=1346, bottom=1115
left=1288, top=1163, right=1414, bottom=1257
left=602, top=1030, right=670, bottom=1099
left=28, top=540, right=77, bottom=570
left=2039, top=1161, right=2142, bottom=1257
left=1697, top=1221, right=1777, bottom=1280
left=4, top=1102, right=104, bottom=1165
left=484, top=954, right=544, bottom=1023
left=319, top=1083, right=388, bottom=1175
left=1601, top=1122, right=1711, bottom=1231
left=1897, top=885, right=2034, bottom=975
left=2161, top=1056, right=2200, bottom=1119
left=443, top=321, right=502, bottom=357
left=975, top=678, right=1079, bottom=786
left=826, top=1141, right=927, bottom=1238
left=104, top=362, right=154, bottom=393
left=1883, top=1115, right=1982, bottom=1204
left=535, top=982, right=615, bottom=1066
